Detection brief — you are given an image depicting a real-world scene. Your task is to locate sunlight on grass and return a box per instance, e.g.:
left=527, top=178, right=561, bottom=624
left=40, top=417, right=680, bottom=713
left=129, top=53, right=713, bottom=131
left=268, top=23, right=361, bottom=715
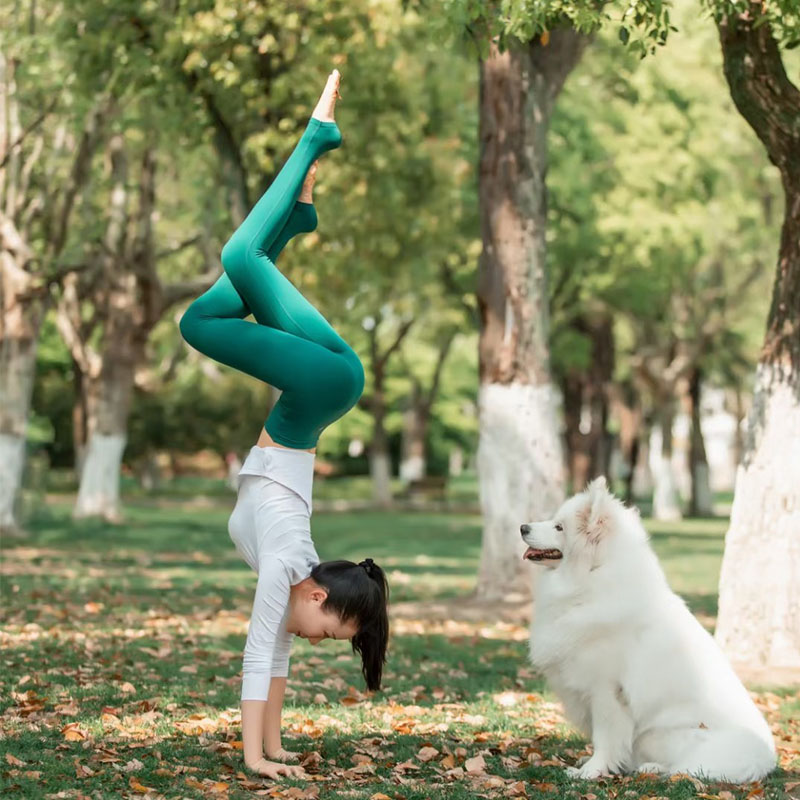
left=1, top=491, right=797, bottom=799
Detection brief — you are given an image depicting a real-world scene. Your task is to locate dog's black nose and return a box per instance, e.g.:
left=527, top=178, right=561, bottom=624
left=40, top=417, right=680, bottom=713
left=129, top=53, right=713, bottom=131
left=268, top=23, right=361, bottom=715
left=520, top=524, right=530, bottom=535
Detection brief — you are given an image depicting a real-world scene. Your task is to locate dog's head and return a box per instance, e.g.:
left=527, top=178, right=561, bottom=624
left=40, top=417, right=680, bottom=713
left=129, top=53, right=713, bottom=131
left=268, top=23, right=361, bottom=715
left=520, top=477, right=641, bottom=569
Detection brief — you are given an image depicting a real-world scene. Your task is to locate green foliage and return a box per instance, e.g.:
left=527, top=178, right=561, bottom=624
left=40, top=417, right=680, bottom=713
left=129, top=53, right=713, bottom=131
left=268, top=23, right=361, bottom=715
left=704, top=0, right=800, bottom=47
left=439, top=0, right=676, bottom=57
left=546, top=0, right=780, bottom=391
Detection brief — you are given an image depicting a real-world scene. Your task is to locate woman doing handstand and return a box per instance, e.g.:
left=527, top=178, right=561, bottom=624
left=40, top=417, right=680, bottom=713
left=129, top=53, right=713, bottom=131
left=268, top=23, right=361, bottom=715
left=179, top=69, right=389, bottom=780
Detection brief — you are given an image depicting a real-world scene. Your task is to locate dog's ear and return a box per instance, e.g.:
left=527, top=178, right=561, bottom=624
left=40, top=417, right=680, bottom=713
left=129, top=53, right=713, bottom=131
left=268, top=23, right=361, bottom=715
left=586, top=476, right=607, bottom=493
left=580, top=477, right=612, bottom=543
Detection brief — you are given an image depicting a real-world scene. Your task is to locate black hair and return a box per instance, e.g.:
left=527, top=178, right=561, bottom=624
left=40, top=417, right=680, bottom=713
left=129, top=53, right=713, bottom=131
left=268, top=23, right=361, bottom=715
left=309, top=558, right=389, bottom=692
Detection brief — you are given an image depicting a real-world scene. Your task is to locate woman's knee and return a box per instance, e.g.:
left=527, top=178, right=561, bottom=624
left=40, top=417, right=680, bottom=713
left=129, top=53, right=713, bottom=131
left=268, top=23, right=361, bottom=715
left=344, top=349, right=365, bottom=402
left=220, top=236, right=248, bottom=279
left=178, top=304, right=200, bottom=346
left=325, top=349, right=364, bottom=408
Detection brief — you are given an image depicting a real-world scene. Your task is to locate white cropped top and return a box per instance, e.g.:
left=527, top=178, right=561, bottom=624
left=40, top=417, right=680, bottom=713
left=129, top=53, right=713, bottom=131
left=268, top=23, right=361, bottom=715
left=238, top=444, right=316, bottom=515
left=227, top=445, right=320, bottom=701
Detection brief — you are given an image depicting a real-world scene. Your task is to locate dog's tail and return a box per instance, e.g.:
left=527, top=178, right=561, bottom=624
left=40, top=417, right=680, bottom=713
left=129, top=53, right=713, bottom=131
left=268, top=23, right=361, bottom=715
left=666, top=727, right=776, bottom=782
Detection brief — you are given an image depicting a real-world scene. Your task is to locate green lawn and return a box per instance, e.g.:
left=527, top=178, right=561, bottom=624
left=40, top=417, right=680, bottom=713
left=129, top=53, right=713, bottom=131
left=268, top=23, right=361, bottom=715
left=2, top=485, right=798, bottom=800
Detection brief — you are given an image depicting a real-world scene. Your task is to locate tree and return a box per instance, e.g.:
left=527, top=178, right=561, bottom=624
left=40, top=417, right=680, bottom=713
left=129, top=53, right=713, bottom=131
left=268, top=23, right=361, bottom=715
left=545, top=2, right=779, bottom=519
left=709, top=0, right=800, bottom=671
left=0, top=3, right=120, bottom=534
left=442, top=0, right=673, bottom=600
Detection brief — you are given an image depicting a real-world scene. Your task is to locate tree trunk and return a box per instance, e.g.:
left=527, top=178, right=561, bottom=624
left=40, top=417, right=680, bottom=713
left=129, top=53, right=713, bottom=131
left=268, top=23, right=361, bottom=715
left=714, top=5, right=800, bottom=670
left=73, top=341, right=137, bottom=520
left=399, top=330, right=455, bottom=483
left=56, top=133, right=211, bottom=520
left=0, top=305, right=41, bottom=534
left=0, top=212, right=44, bottom=534
left=562, top=315, right=614, bottom=492
left=71, top=356, right=88, bottom=478
left=687, top=367, right=713, bottom=516
left=613, top=381, right=643, bottom=504
left=368, top=356, right=393, bottom=507
left=369, top=409, right=392, bottom=508
left=400, top=383, right=427, bottom=482
left=1, top=44, right=116, bottom=530
left=475, top=32, right=588, bottom=602
left=362, top=317, right=414, bottom=508
left=651, top=404, right=682, bottom=521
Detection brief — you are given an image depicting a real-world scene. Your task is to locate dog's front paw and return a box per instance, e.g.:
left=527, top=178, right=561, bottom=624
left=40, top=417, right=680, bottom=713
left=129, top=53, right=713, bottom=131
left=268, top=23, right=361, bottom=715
left=567, top=756, right=613, bottom=780
left=636, top=761, right=665, bottom=775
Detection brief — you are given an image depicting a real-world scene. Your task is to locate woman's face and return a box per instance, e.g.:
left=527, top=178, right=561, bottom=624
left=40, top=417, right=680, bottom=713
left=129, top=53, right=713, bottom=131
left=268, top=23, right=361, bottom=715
left=288, top=583, right=359, bottom=645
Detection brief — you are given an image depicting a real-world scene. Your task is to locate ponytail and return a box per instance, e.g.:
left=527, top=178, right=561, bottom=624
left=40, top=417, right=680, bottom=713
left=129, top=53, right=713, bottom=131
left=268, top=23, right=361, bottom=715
left=310, top=559, right=389, bottom=691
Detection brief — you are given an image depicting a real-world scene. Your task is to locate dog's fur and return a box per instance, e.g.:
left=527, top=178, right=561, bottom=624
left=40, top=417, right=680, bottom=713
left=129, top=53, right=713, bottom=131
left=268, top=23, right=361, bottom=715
left=521, top=477, right=776, bottom=782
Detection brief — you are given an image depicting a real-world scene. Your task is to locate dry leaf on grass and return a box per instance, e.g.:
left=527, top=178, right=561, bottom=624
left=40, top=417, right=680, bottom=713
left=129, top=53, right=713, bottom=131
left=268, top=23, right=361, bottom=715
left=465, top=754, right=486, bottom=774
left=61, top=723, right=88, bottom=741
left=417, top=746, right=439, bottom=762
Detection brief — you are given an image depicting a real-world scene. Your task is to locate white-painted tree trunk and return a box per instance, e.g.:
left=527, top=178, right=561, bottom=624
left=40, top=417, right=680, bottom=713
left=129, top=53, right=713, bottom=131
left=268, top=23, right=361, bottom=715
left=399, top=454, right=425, bottom=482
left=649, top=425, right=683, bottom=521
left=369, top=450, right=392, bottom=507
left=74, top=433, right=127, bottom=520
left=399, top=405, right=426, bottom=482
left=715, top=366, right=800, bottom=669
left=631, top=439, right=654, bottom=498
left=476, top=383, right=565, bottom=602
left=0, top=432, right=26, bottom=532
left=0, top=297, right=41, bottom=534
left=448, top=446, right=464, bottom=477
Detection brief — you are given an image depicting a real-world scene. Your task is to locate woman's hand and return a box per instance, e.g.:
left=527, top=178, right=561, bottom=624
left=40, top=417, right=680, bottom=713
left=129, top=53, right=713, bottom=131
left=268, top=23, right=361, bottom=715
left=245, top=757, right=306, bottom=779
left=265, top=747, right=301, bottom=763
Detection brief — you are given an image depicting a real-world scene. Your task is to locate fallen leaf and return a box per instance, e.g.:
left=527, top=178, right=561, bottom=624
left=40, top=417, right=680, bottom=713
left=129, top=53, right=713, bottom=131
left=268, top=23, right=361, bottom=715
left=465, top=754, right=486, bottom=774
left=417, top=746, right=439, bottom=762
left=129, top=776, right=155, bottom=794
left=61, top=723, right=87, bottom=742
left=5, top=753, right=25, bottom=766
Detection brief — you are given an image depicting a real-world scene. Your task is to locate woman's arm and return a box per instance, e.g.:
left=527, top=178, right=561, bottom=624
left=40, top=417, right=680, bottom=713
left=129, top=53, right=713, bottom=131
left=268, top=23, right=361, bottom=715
left=239, top=557, right=302, bottom=773
left=263, top=676, right=293, bottom=759
left=242, top=699, right=269, bottom=767
left=262, top=619, right=296, bottom=759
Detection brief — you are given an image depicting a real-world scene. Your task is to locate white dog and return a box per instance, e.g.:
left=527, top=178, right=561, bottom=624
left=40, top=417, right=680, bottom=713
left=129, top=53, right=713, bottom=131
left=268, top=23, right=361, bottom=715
left=521, top=477, right=776, bottom=782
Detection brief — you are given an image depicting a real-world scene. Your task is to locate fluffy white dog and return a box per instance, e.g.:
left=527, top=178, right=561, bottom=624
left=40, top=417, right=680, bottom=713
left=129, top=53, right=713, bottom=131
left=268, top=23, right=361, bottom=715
left=521, top=477, right=776, bottom=782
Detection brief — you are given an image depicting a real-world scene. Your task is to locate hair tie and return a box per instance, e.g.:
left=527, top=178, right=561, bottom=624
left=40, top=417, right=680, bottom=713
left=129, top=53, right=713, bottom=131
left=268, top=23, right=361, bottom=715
left=359, top=557, right=375, bottom=574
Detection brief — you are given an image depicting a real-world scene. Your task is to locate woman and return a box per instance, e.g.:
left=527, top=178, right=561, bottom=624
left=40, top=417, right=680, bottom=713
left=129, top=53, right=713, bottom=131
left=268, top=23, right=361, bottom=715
left=179, top=69, right=389, bottom=780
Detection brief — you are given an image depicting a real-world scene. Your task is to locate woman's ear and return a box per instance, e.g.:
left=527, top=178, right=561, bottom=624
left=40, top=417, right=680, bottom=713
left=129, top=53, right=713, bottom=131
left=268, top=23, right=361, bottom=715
left=309, top=587, right=328, bottom=605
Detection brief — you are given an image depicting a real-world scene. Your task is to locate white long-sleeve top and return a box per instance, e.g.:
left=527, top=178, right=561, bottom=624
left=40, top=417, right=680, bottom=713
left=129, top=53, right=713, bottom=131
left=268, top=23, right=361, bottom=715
left=227, top=445, right=319, bottom=701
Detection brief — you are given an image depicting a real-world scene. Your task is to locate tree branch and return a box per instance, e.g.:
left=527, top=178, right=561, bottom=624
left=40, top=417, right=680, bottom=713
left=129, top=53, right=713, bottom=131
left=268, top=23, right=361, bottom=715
left=718, top=4, right=800, bottom=176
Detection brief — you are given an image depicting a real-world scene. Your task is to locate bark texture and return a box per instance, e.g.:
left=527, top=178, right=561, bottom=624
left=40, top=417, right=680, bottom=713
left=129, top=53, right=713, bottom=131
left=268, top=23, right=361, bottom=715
left=714, top=5, right=800, bottom=670
left=475, top=31, right=588, bottom=601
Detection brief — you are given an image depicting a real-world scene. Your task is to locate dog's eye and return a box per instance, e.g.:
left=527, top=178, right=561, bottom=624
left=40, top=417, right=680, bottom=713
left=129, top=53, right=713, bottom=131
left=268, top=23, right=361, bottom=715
left=555, top=523, right=563, bottom=531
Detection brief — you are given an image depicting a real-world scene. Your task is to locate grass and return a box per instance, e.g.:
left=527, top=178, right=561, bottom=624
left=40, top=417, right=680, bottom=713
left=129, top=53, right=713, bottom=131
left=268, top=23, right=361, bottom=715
left=1, top=478, right=798, bottom=800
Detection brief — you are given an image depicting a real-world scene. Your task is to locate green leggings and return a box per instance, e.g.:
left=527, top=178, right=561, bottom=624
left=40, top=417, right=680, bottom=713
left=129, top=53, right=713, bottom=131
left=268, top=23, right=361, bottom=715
left=179, top=118, right=365, bottom=449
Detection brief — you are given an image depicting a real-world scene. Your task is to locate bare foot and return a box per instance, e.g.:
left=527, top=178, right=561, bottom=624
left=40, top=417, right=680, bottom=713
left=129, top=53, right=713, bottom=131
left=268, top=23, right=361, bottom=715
left=311, top=69, right=341, bottom=122
left=299, top=161, right=318, bottom=203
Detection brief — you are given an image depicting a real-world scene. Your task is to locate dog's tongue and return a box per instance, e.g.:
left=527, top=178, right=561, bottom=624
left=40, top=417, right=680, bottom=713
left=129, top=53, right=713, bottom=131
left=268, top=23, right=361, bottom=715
left=522, top=546, right=536, bottom=561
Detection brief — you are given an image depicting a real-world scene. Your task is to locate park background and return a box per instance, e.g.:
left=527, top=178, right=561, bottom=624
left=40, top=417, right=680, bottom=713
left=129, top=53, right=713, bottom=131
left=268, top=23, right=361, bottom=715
left=1, top=1, right=798, bottom=799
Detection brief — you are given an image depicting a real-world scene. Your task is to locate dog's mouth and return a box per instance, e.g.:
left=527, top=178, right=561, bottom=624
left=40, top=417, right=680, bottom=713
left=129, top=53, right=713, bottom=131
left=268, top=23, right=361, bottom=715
left=522, top=546, right=563, bottom=562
